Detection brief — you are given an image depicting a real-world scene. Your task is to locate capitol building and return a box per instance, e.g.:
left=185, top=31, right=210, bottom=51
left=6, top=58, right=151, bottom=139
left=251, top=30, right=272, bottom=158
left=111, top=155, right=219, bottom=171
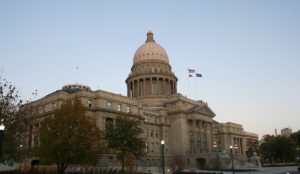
left=23, top=30, right=258, bottom=171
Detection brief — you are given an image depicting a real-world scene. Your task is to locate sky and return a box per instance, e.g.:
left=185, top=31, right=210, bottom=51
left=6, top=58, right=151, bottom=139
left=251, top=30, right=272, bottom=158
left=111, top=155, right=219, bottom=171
left=1, top=0, right=299, bottom=138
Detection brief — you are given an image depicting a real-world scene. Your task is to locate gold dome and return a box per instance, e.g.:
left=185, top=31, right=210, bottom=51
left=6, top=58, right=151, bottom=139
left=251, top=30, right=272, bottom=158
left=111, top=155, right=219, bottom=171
left=133, top=30, right=169, bottom=65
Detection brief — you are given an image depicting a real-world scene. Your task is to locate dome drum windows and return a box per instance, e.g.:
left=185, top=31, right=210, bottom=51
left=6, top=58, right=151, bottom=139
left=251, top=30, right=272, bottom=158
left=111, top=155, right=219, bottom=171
left=127, top=76, right=177, bottom=98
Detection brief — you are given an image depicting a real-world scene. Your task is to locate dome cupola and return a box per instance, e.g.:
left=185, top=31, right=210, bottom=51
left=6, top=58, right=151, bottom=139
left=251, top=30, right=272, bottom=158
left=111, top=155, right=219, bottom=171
left=126, top=30, right=178, bottom=105
left=133, top=30, right=169, bottom=65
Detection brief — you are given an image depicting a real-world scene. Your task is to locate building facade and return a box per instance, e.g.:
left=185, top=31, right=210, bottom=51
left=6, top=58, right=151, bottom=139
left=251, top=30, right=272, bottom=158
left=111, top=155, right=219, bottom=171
left=23, top=31, right=254, bottom=171
left=281, top=127, right=293, bottom=137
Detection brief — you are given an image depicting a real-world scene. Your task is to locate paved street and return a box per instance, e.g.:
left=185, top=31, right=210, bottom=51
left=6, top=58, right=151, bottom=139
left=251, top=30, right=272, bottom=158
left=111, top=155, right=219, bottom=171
left=215, top=166, right=299, bottom=174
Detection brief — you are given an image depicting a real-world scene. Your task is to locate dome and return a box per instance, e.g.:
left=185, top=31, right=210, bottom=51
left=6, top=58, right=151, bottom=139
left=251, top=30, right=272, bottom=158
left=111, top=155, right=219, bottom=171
left=133, top=30, right=169, bottom=65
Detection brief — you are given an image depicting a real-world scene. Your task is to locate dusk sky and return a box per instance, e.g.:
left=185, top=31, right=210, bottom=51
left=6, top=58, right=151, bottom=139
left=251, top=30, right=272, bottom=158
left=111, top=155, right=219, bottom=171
left=1, top=0, right=299, bottom=138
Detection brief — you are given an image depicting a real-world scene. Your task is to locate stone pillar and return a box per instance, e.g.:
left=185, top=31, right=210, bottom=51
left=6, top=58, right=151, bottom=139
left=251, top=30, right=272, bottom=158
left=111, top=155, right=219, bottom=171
left=207, top=122, right=212, bottom=152
left=127, top=83, right=129, bottom=97
left=166, top=79, right=169, bottom=95
left=173, top=81, right=176, bottom=94
left=130, top=82, right=133, bottom=98
left=132, top=80, right=135, bottom=97
left=137, top=79, right=140, bottom=97
left=150, top=78, right=153, bottom=95
left=143, top=78, right=146, bottom=96
left=169, top=80, right=173, bottom=95
left=200, top=121, right=204, bottom=152
left=174, top=81, right=177, bottom=94
left=161, top=78, right=166, bottom=95
left=210, top=122, right=214, bottom=152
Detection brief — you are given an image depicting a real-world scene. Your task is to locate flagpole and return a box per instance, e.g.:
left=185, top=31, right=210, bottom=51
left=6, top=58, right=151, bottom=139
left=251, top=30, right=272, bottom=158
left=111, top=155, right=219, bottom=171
left=76, top=66, right=79, bottom=84
left=194, top=76, right=197, bottom=99
left=187, top=68, right=190, bottom=98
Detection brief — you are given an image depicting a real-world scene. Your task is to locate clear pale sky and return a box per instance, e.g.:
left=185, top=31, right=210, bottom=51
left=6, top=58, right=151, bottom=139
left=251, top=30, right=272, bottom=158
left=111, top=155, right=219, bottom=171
left=1, top=0, right=299, bottom=138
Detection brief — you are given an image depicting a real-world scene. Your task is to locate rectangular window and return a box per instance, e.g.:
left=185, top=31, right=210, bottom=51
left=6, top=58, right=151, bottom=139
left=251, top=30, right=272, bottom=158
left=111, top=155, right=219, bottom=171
left=88, top=100, right=92, bottom=108
left=151, top=143, right=154, bottom=153
left=117, top=104, right=122, bottom=112
left=145, top=142, right=149, bottom=153
left=145, top=129, right=149, bottom=137
left=127, top=106, right=131, bottom=113
left=107, top=102, right=112, bottom=110
left=53, top=102, right=57, bottom=109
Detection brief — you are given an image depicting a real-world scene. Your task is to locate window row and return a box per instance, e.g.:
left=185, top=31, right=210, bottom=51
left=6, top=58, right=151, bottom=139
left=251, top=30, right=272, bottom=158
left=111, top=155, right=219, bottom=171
left=30, top=99, right=133, bottom=115
left=134, top=65, right=170, bottom=74
left=106, top=101, right=131, bottom=113
left=144, top=128, right=159, bottom=138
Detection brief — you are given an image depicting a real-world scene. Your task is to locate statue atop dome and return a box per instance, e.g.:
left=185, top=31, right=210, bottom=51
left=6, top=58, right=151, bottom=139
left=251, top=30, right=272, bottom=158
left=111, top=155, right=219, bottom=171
left=146, top=29, right=155, bottom=43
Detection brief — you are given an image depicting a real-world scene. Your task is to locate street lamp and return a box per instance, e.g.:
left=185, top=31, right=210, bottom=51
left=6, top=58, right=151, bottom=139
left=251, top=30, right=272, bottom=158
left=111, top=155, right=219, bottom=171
left=0, top=123, right=5, bottom=158
left=161, top=139, right=165, bottom=174
left=230, top=144, right=238, bottom=174
left=213, top=141, right=217, bottom=152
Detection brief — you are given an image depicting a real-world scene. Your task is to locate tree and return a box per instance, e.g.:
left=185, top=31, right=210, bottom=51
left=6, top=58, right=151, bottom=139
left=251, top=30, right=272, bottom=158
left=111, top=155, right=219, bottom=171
left=260, top=134, right=297, bottom=164
left=104, top=115, right=145, bottom=172
left=36, top=97, right=102, bottom=174
left=290, top=131, right=300, bottom=161
left=0, top=76, right=26, bottom=165
left=290, top=130, right=300, bottom=147
left=246, top=139, right=259, bottom=158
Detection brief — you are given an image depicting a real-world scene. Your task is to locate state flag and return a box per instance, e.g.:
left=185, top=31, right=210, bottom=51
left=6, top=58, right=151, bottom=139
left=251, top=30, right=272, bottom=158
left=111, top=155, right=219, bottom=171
left=196, top=73, right=202, bottom=77
left=188, top=69, right=195, bottom=73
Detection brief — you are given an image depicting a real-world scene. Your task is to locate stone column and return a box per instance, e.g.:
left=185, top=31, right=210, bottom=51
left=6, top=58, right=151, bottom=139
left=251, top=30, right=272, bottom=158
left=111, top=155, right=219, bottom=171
left=127, top=83, right=129, bottom=97
left=132, top=80, right=135, bottom=98
left=150, top=78, right=152, bottom=95
left=173, top=81, right=176, bottom=94
left=200, top=121, right=204, bottom=152
left=162, top=78, right=166, bottom=95
left=206, top=122, right=212, bottom=153
left=169, top=80, right=173, bottom=95
left=130, top=82, right=133, bottom=98
left=143, top=78, right=146, bottom=96
left=137, top=79, right=140, bottom=97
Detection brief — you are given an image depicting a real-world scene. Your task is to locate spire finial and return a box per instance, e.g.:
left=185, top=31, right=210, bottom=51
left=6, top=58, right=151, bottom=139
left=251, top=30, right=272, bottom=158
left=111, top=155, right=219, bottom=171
left=146, top=28, right=155, bottom=43
left=148, top=27, right=152, bottom=33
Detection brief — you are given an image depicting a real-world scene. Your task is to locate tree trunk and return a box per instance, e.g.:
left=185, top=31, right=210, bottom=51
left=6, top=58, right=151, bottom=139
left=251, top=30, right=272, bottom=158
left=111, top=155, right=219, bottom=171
left=57, top=163, right=68, bottom=174
left=121, top=156, right=125, bottom=172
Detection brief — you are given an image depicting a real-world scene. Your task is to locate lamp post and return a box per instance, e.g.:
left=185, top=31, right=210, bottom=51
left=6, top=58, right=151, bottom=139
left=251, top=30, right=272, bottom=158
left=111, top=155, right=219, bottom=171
left=213, top=141, right=217, bottom=152
left=0, top=124, right=5, bottom=158
left=230, top=144, right=238, bottom=174
left=161, top=139, right=165, bottom=174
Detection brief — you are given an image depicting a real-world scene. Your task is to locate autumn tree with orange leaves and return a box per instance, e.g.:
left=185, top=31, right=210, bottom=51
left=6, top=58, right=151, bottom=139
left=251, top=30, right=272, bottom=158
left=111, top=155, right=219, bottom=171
left=36, top=97, right=102, bottom=174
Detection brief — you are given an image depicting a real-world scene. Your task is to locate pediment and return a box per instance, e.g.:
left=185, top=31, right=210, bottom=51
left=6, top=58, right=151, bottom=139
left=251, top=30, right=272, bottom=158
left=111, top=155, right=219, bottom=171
left=187, top=105, right=216, bottom=117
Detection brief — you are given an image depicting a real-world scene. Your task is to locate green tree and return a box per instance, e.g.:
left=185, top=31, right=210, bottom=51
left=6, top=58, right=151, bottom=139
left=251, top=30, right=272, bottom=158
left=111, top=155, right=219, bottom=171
left=260, top=135, right=277, bottom=164
left=0, top=76, right=27, bottom=165
left=36, top=97, right=102, bottom=174
left=274, top=135, right=296, bottom=162
left=104, top=115, right=145, bottom=172
left=290, top=130, right=300, bottom=147
left=290, top=131, right=300, bottom=161
left=260, top=134, right=297, bottom=164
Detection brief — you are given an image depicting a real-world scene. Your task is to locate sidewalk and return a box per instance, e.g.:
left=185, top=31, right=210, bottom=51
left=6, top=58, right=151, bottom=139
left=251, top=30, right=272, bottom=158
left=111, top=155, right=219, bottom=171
left=214, top=166, right=299, bottom=174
